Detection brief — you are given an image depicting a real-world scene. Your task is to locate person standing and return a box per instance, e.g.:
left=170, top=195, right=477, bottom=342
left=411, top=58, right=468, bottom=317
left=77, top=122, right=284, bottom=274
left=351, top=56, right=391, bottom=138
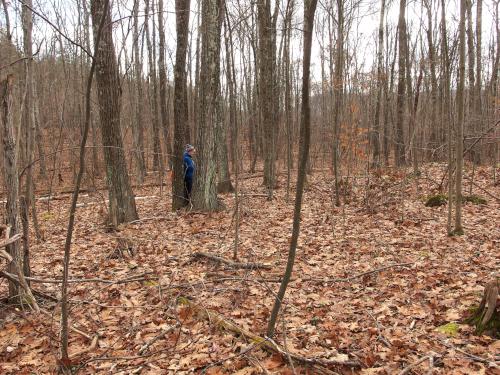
left=183, top=144, right=196, bottom=205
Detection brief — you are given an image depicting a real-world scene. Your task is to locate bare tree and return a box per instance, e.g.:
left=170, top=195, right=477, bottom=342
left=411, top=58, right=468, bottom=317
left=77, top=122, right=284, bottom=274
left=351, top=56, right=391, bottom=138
left=257, top=0, right=278, bottom=198
left=395, top=0, right=407, bottom=166
left=1, top=76, right=23, bottom=302
left=90, top=0, right=138, bottom=227
left=132, top=0, right=146, bottom=183
left=372, top=0, right=386, bottom=167
left=172, top=0, right=191, bottom=210
left=192, top=0, right=223, bottom=211
left=158, top=0, right=173, bottom=168
left=267, top=0, right=318, bottom=338
left=454, top=0, right=466, bottom=235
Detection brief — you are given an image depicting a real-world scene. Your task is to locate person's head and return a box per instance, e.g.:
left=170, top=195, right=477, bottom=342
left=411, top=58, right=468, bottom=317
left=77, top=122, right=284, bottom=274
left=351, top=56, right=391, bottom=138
left=185, top=144, right=196, bottom=156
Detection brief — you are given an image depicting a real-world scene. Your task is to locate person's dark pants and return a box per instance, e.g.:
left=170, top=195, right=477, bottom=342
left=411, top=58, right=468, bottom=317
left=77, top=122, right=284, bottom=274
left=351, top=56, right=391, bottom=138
left=184, top=178, right=193, bottom=205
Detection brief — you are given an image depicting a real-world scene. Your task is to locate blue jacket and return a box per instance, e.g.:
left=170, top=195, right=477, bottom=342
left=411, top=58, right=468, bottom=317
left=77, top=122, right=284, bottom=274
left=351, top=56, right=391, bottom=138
left=183, top=152, right=195, bottom=181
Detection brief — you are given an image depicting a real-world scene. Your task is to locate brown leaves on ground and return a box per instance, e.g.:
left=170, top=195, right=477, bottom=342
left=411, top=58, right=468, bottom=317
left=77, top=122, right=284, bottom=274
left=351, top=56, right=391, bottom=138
left=0, top=164, right=499, bottom=374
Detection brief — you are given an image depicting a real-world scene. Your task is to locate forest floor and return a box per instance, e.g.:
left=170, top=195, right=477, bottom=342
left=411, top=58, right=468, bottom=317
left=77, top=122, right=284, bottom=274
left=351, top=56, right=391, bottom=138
left=0, top=163, right=499, bottom=374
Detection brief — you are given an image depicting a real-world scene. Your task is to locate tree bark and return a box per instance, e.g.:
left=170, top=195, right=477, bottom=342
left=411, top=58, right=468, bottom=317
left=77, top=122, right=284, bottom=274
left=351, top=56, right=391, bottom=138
left=395, top=0, right=407, bottom=166
left=90, top=0, right=138, bottom=227
left=145, top=0, right=162, bottom=171
left=267, top=0, right=318, bottom=338
left=172, top=0, right=191, bottom=210
left=372, top=0, right=386, bottom=167
left=132, top=0, right=146, bottom=183
left=192, top=0, right=223, bottom=211
left=158, top=0, right=173, bottom=169
left=1, top=76, right=22, bottom=302
left=454, top=0, right=466, bottom=235
left=258, top=0, right=277, bottom=197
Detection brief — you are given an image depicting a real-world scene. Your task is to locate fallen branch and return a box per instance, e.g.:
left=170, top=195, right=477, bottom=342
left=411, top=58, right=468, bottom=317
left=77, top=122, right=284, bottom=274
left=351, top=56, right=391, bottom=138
left=178, top=297, right=361, bottom=371
left=138, top=324, right=180, bottom=355
left=399, top=355, right=432, bottom=375
left=463, top=176, right=500, bottom=201
left=193, top=251, right=272, bottom=270
left=0, top=271, right=156, bottom=284
left=440, top=340, right=499, bottom=368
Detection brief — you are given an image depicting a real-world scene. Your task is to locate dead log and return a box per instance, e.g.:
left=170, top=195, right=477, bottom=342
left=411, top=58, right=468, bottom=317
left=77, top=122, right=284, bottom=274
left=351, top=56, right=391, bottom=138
left=192, top=251, right=272, bottom=270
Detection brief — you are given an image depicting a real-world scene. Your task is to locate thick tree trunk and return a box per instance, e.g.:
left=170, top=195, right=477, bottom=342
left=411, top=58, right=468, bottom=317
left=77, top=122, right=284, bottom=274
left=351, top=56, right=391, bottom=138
left=258, top=0, right=277, bottom=197
left=91, top=0, right=138, bottom=227
left=192, top=0, right=223, bottom=211
left=1, top=76, right=22, bottom=302
left=172, top=0, right=191, bottom=210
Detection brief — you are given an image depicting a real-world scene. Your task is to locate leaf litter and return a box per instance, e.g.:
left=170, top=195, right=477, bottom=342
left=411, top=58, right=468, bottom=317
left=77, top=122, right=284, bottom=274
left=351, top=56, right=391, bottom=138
left=0, top=164, right=499, bottom=374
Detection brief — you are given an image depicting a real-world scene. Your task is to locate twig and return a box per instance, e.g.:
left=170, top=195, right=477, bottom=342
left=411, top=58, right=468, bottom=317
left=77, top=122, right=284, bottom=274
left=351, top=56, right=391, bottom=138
left=463, top=175, right=500, bottom=201
left=138, top=324, right=180, bottom=355
left=440, top=340, right=499, bottom=368
left=399, top=355, right=432, bottom=375
left=38, top=308, right=92, bottom=340
left=0, top=271, right=156, bottom=284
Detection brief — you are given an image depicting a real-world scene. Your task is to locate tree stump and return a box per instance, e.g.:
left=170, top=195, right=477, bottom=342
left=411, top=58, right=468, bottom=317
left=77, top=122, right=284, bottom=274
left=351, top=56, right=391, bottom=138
left=466, top=277, right=499, bottom=337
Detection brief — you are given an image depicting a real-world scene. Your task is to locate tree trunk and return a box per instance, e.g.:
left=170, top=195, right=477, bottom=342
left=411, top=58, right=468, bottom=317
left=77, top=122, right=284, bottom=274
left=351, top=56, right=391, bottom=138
left=395, top=0, right=407, bottom=166
left=132, top=0, right=146, bottom=183
left=267, top=0, right=318, bottom=337
left=145, top=0, right=162, bottom=171
left=158, top=0, right=173, bottom=169
left=1, top=76, right=23, bottom=302
left=258, top=0, right=277, bottom=197
left=424, top=0, right=439, bottom=159
left=91, top=0, right=138, bottom=227
left=172, top=0, right=191, bottom=210
left=192, top=0, right=223, bottom=211
left=453, top=0, right=466, bottom=235
left=1, top=0, right=12, bottom=42
left=475, top=0, right=484, bottom=162
left=372, top=0, right=385, bottom=167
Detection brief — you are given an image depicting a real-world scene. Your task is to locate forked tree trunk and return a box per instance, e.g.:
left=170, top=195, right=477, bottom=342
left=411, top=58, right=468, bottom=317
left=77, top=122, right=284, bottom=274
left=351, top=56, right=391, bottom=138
left=90, top=0, right=138, bottom=227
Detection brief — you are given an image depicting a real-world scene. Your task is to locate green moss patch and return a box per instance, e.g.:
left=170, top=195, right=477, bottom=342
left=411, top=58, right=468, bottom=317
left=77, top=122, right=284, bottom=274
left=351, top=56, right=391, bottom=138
left=435, top=322, right=460, bottom=336
left=425, top=194, right=448, bottom=207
